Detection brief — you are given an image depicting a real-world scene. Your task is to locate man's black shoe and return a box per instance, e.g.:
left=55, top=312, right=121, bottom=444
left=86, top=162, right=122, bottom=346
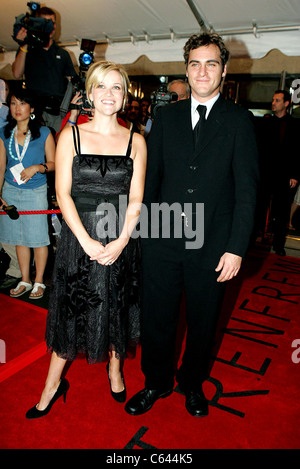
left=274, top=248, right=286, bottom=256
left=0, top=275, right=21, bottom=290
left=185, top=389, right=209, bottom=417
left=125, top=388, right=173, bottom=415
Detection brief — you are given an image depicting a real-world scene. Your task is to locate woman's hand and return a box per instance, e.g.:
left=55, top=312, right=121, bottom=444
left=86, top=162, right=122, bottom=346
left=0, top=195, right=8, bottom=208
left=81, top=237, right=105, bottom=260
left=20, top=165, right=40, bottom=183
left=91, top=238, right=128, bottom=266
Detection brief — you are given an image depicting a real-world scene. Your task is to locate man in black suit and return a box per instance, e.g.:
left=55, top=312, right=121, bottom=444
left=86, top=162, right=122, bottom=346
left=125, top=33, right=259, bottom=417
left=260, top=90, right=299, bottom=255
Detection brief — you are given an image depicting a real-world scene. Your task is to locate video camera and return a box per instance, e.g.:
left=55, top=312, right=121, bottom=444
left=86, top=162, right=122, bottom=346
left=12, top=2, right=54, bottom=48
left=150, top=76, right=177, bottom=118
left=60, top=39, right=96, bottom=118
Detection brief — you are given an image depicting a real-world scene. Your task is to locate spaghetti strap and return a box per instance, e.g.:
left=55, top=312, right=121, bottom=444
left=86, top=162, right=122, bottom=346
left=72, top=125, right=81, bottom=155
left=125, top=128, right=134, bottom=158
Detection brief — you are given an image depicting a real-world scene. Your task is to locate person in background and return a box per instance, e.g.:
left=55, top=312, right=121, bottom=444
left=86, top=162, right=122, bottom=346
left=0, top=84, right=55, bottom=299
left=168, top=79, right=190, bottom=101
left=289, top=184, right=300, bottom=230
left=125, top=95, right=145, bottom=134
left=258, top=90, right=299, bottom=255
left=0, top=79, right=22, bottom=290
left=12, top=6, right=75, bottom=133
left=139, top=97, right=151, bottom=125
left=0, top=79, right=9, bottom=128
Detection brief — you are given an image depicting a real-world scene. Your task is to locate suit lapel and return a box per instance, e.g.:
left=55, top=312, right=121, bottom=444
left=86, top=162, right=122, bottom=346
left=176, top=98, right=194, bottom=162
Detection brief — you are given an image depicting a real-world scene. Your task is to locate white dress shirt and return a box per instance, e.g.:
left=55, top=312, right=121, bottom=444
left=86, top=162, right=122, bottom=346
left=191, top=93, right=220, bottom=129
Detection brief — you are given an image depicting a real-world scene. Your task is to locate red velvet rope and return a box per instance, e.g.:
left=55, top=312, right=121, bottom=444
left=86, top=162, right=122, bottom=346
left=0, top=209, right=61, bottom=215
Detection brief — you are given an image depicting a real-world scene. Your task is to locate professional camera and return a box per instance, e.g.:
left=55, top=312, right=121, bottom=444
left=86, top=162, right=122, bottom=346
left=12, top=2, right=54, bottom=48
left=150, top=76, right=177, bottom=118
left=60, top=39, right=96, bottom=117
left=78, top=39, right=96, bottom=72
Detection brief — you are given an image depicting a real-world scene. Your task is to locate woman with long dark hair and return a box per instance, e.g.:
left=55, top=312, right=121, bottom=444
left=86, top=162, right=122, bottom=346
left=0, top=84, right=55, bottom=299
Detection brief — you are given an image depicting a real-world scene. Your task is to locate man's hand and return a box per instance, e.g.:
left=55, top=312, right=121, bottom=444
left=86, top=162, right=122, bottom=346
left=215, top=252, right=242, bottom=282
left=16, top=27, right=28, bottom=44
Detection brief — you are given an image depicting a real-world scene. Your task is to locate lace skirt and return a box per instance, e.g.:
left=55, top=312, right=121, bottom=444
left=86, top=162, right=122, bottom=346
left=45, top=211, right=141, bottom=363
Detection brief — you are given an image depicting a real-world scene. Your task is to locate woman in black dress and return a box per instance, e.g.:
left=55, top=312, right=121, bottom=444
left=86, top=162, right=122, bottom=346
left=26, top=61, right=147, bottom=419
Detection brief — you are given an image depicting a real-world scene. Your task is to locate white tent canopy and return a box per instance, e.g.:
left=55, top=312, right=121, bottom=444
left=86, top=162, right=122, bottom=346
left=0, top=0, right=299, bottom=76
left=1, top=0, right=300, bottom=55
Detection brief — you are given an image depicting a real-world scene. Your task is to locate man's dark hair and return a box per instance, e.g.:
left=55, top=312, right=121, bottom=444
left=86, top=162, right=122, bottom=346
left=183, top=33, right=230, bottom=69
left=37, top=7, right=56, bottom=19
left=274, top=89, right=291, bottom=104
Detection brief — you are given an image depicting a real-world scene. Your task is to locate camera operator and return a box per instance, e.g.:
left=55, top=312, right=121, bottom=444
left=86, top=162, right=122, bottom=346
left=12, top=6, right=76, bottom=133
left=167, top=79, right=190, bottom=101
left=56, top=91, right=93, bottom=142
left=143, top=77, right=176, bottom=138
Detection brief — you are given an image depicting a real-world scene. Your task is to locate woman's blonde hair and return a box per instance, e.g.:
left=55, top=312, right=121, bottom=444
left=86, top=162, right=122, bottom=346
left=85, top=60, right=130, bottom=109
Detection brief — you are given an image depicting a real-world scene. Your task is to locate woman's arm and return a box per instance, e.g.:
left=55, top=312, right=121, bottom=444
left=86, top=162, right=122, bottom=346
left=55, top=126, right=105, bottom=259
left=44, top=131, right=56, bottom=172
left=95, top=132, right=147, bottom=265
left=119, top=132, right=147, bottom=242
left=0, top=138, right=7, bottom=206
left=20, top=132, right=56, bottom=182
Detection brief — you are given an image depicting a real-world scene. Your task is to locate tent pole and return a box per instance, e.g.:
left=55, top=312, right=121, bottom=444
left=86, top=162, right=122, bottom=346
left=186, top=0, right=208, bottom=32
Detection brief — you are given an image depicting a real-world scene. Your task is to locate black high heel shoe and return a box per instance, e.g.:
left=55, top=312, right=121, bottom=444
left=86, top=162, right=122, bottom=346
left=106, top=362, right=126, bottom=403
left=26, top=378, right=69, bottom=419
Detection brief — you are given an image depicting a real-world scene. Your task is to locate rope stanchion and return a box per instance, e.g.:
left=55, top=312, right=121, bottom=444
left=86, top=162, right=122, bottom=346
left=0, top=209, right=61, bottom=215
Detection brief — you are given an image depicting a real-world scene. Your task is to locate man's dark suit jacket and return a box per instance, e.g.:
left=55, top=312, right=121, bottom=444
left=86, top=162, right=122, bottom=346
left=143, top=95, right=259, bottom=269
left=258, top=113, right=300, bottom=185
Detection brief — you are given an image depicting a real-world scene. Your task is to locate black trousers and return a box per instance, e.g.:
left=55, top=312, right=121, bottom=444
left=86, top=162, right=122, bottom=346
left=271, top=183, right=294, bottom=251
left=141, top=238, right=226, bottom=392
left=256, top=178, right=295, bottom=249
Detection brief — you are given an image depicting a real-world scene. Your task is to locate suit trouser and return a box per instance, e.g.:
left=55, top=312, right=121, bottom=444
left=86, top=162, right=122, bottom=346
left=141, top=238, right=226, bottom=392
left=271, top=183, right=296, bottom=251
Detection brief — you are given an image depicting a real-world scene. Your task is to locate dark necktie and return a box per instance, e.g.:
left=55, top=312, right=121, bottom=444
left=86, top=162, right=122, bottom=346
left=193, top=104, right=206, bottom=145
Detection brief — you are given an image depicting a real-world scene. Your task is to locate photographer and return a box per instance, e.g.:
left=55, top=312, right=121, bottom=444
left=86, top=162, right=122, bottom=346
left=142, top=78, right=176, bottom=138
left=12, top=6, right=75, bottom=133
left=57, top=91, right=93, bottom=137
left=168, top=79, right=190, bottom=101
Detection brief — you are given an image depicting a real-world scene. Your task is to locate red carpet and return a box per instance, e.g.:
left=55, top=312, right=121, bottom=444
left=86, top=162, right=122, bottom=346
left=0, top=251, right=299, bottom=450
